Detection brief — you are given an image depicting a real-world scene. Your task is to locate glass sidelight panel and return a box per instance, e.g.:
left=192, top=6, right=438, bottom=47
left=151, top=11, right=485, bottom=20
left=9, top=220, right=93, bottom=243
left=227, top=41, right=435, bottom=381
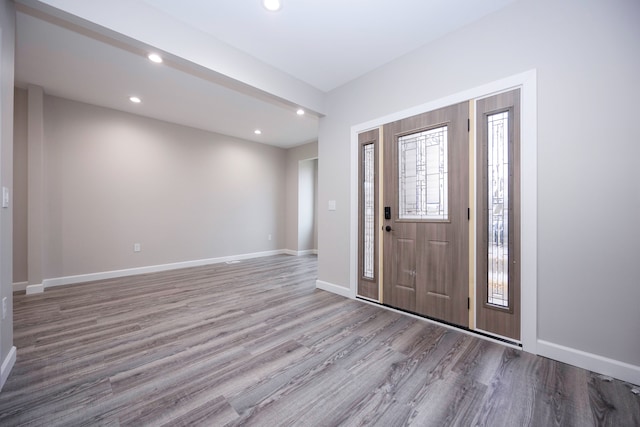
left=487, top=111, right=509, bottom=307
left=476, top=88, right=520, bottom=339
left=398, top=126, right=448, bottom=220
left=362, top=143, right=375, bottom=279
left=358, top=128, right=379, bottom=301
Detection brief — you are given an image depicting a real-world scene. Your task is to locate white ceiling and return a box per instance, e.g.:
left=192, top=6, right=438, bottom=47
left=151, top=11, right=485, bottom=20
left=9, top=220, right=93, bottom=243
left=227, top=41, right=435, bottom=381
left=14, top=11, right=319, bottom=148
left=14, top=0, right=517, bottom=148
left=140, top=0, right=517, bottom=92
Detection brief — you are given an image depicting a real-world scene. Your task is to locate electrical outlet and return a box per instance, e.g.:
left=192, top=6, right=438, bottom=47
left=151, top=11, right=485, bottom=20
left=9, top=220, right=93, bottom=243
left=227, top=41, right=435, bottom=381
left=268, top=234, right=272, bottom=241
left=2, top=297, right=7, bottom=320
left=133, top=243, right=141, bottom=252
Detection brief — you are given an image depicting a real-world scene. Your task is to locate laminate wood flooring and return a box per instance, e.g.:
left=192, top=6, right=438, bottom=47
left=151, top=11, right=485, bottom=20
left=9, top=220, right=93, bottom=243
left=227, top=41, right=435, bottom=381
left=1, top=255, right=638, bottom=426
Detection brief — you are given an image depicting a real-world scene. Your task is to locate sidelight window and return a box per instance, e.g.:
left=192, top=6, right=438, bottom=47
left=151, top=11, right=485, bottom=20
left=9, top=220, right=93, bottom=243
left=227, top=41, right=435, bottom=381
left=362, top=143, right=376, bottom=279
left=487, top=111, right=509, bottom=307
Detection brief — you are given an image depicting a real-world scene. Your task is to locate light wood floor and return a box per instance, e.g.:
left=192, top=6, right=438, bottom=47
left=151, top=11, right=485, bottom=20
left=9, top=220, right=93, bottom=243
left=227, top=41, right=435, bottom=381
left=1, top=255, right=638, bottom=426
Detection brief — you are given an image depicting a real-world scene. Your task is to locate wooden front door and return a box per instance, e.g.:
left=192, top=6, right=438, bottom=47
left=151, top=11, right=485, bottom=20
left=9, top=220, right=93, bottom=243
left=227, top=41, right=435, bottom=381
left=382, top=102, right=469, bottom=327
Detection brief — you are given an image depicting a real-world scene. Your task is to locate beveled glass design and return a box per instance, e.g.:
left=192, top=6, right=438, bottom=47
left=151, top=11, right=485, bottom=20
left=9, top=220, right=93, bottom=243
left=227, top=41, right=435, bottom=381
left=487, top=111, right=509, bottom=307
left=362, top=143, right=375, bottom=279
left=398, top=126, right=448, bottom=220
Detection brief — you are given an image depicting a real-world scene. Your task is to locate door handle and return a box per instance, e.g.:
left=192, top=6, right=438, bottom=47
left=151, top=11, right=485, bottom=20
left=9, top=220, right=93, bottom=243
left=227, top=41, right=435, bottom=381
left=384, top=225, right=393, bottom=232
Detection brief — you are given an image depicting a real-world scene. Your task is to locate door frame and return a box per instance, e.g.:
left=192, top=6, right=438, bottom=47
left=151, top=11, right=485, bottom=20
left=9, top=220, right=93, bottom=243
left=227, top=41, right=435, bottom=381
left=349, top=70, right=537, bottom=353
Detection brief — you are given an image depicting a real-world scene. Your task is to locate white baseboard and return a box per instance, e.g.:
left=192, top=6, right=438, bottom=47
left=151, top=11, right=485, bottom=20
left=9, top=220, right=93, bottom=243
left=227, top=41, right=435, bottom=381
left=26, top=250, right=287, bottom=294
left=12, top=281, right=28, bottom=292
left=538, top=339, right=640, bottom=386
left=316, top=280, right=354, bottom=299
left=0, top=346, right=16, bottom=392
left=283, top=249, right=318, bottom=256
left=26, top=284, right=44, bottom=295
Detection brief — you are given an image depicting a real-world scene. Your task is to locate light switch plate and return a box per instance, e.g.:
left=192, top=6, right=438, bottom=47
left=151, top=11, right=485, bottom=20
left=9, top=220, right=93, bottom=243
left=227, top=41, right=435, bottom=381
left=328, top=200, right=336, bottom=211
left=1, top=187, right=8, bottom=208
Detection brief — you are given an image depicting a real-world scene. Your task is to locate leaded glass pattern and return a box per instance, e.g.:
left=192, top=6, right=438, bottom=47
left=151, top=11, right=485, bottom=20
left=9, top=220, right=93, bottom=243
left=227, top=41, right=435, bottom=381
left=398, top=126, right=448, bottom=220
left=487, top=111, right=509, bottom=307
left=362, top=143, right=375, bottom=279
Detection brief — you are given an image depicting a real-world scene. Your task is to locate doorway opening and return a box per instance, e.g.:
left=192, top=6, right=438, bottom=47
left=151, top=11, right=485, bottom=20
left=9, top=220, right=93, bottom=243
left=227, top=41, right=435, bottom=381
left=298, top=158, right=318, bottom=254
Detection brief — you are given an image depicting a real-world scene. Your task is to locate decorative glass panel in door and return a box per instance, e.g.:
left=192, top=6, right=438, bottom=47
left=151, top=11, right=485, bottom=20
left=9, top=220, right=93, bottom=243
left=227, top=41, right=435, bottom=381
left=357, top=129, right=379, bottom=301
left=362, top=143, right=375, bottom=279
left=398, top=126, right=448, bottom=220
left=487, top=111, right=509, bottom=307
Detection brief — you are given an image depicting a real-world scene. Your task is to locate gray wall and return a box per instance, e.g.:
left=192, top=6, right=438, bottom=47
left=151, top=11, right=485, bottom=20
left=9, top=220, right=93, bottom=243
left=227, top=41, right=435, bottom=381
left=284, top=141, right=318, bottom=252
left=0, top=0, right=15, bottom=376
left=313, top=161, right=318, bottom=250
left=317, top=0, right=640, bottom=368
left=13, top=88, right=27, bottom=284
left=16, top=94, right=288, bottom=281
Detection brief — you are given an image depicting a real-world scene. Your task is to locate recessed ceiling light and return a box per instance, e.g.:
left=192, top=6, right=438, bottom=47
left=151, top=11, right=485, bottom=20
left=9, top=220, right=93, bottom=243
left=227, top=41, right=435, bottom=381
left=263, top=0, right=282, bottom=12
left=148, top=53, right=163, bottom=63
left=129, top=96, right=142, bottom=103
left=254, top=129, right=262, bottom=135
left=296, top=108, right=305, bottom=116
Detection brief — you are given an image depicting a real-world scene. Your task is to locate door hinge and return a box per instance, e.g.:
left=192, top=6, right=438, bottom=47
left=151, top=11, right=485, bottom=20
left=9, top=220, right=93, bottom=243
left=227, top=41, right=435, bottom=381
left=467, top=118, right=470, bottom=132
left=467, top=297, right=470, bottom=310
left=467, top=208, right=470, bottom=220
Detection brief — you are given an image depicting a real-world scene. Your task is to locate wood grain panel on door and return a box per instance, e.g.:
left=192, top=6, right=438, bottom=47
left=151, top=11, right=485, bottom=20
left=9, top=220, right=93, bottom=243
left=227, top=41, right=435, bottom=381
left=391, top=236, right=417, bottom=312
left=425, top=240, right=451, bottom=298
left=383, top=102, right=469, bottom=327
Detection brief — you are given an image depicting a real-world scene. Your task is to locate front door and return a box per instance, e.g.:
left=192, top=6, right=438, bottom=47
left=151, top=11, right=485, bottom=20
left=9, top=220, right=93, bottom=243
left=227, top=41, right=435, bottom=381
left=382, top=102, right=469, bottom=327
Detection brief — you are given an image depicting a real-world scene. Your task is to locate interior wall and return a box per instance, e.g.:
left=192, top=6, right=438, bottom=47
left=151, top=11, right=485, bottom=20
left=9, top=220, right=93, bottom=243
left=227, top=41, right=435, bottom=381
left=0, top=0, right=16, bottom=378
left=14, top=94, right=288, bottom=281
left=12, top=88, right=27, bottom=284
left=318, top=0, right=640, bottom=370
left=313, top=159, right=318, bottom=250
left=284, top=141, right=318, bottom=252
left=297, top=158, right=317, bottom=251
